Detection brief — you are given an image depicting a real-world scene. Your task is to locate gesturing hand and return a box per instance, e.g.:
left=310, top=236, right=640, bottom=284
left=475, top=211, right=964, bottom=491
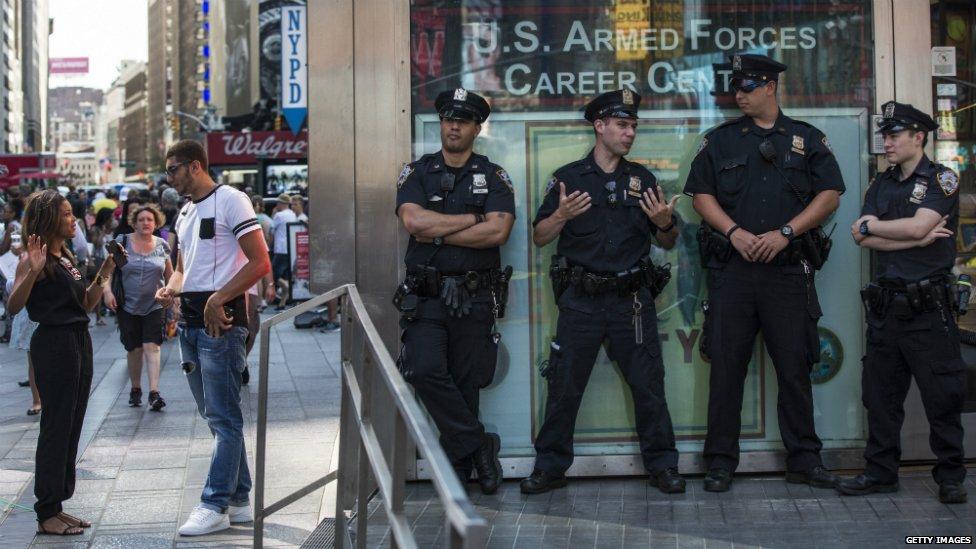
left=640, top=186, right=680, bottom=229
left=25, top=235, right=47, bottom=274
left=554, top=181, right=591, bottom=222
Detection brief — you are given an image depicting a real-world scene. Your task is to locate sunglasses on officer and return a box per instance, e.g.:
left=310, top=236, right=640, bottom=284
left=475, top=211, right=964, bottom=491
left=731, top=79, right=771, bottom=93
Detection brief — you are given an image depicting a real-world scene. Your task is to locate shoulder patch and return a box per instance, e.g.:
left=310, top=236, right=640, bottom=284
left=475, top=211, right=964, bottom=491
left=396, top=163, right=414, bottom=189
left=496, top=168, right=514, bottom=193
left=821, top=136, right=832, bottom=154
left=545, top=177, right=557, bottom=195
left=937, top=170, right=958, bottom=196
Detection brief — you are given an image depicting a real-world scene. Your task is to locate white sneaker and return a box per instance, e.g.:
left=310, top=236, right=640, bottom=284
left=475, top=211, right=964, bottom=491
left=228, top=502, right=252, bottom=523
left=178, top=505, right=231, bottom=536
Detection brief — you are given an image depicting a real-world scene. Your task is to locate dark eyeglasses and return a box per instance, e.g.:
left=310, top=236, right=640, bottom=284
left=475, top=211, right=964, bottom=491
left=165, top=161, right=190, bottom=177
left=731, top=79, right=769, bottom=94
left=605, top=180, right=618, bottom=208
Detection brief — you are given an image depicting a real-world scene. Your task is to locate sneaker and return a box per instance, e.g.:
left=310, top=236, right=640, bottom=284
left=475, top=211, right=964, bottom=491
left=148, top=391, right=166, bottom=412
left=319, top=321, right=341, bottom=333
left=128, top=388, right=142, bottom=407
left=178, top=505, right=230, bottom=536
left=228, top=503, right=253, bottom=523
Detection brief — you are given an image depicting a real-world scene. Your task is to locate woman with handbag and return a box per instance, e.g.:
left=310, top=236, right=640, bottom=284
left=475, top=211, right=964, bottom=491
left=104, top=203, right=173, bottom=410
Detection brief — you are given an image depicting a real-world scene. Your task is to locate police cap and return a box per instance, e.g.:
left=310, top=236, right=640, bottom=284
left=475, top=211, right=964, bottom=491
left=435, top=88, right=491, bottom=123
left=584, top=89, right=641, bottom=122
left=876, top=101, right=938, bottom=134
left=729, top=53, right=787, bottom=84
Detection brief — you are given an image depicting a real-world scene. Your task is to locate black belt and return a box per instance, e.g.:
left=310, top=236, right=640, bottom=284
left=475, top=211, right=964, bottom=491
left=406, top=268, right=495, bottom=298
left=862, top=275, right=953, bottom=317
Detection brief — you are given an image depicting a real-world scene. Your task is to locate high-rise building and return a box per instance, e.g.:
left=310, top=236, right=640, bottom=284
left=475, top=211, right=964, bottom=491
left=48, top=87, right=102, bottom=153
left=97, top=60, right=142, bottom=182
left=21, top=0, right=49, bottom=153
left=120, top=62, right=148, bottom=176
left=1, top=0, right=24, bottom=153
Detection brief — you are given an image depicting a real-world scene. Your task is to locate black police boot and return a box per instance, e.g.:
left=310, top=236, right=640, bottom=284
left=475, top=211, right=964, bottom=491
left=836, top=473, right=899, bottom=496
left=785, top=466, right=839, bottom=489
left=520, top=469, right=567, bottom=495
left=472, top=433, right=503, bottom=495
left=650, top=467, right=686, bottom=494
left=938, top=482, right=967, bottom=504
left=703, top=468, right=733, bottom=492
left=454, top=464, right=472, bottom=484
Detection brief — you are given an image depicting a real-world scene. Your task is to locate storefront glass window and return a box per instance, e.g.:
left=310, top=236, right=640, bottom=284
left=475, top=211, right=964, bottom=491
left=410, top=0, right=875, bottom=461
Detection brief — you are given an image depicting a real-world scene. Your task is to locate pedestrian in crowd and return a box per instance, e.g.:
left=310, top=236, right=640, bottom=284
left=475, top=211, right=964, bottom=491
left=242, top=196, right=278, bottom=386
left=112, top=196, right=143, bottom=238
left=270, top=193, right=296, bottom=310
left=395, top=88, right=514, bottom=494
left=154, top=140, right=270, bottom=536
left=68, top=199, right=90, bottom=279
left=252, top=195, right=272, bottom=244
left=290, top=195, right=308, bottom=222
left=104, top=203, right=174, bottom=411
left=522, top=89, right=684, bottom=495
left=6, top=189, right=119, bottom=536
left=88, top=208, right=117, bottom=326
left=4, top=233, right=41, bottom=415
left=683, top=53, right=845, bottom=492
left=1, top=197, right=25, bottom=343
left=839, top=102, right=967, bottom=504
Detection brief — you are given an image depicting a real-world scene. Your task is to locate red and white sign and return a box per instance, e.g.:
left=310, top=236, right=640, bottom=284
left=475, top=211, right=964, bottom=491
left=207, top=131, right=308, bottom=166
left=295, top=232, right=310, bottom=280
left=49, top=57, right=90, bottom=75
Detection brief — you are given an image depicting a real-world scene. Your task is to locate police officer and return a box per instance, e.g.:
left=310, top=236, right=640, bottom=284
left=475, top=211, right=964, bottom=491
left=683, top=54, right=845, bottom=492
left=521, top=89, right=685, bottom=495
left=839, top=102, right=966, bottom=504
left=395, top=88, right=516, bottom=495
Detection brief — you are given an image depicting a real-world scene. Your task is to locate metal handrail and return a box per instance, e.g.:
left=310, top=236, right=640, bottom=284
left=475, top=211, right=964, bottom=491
left=253, top=284, right=488, bottom=548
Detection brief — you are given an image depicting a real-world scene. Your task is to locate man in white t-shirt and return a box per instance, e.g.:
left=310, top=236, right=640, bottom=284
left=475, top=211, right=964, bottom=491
left=155, top=140, right=270, bottom=536
left=269, top=193, right=296, bottom=309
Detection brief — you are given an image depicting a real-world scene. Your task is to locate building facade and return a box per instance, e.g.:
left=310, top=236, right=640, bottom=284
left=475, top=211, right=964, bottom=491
left=21, top=0, right=49, bottom=153
left=120, top=63, right=148, bottom=177
left=307, top=0, right=976, bottom=477
left=48, top=86, right=102, bottom=154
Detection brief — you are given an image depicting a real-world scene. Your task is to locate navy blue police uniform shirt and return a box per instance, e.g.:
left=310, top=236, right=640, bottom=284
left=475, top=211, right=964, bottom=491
left=862, top=155, right=959, bottom=285
left=683, top=111, right=845, bottom=237
left=533, top=149, right=661, bottom=273
left=396, top=151, right=516, bottom=273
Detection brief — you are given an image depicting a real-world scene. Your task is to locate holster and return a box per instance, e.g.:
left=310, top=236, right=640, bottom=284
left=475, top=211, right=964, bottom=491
left=698, top=225, right=733, bottom=266
left=493, top=265, right=513, bottom=318
left=800, top=227, right=832, bottom=270
left=549, top=255, right=570, bottom=301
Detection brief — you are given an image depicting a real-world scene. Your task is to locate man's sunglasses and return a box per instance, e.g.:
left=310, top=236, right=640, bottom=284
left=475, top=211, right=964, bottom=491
left=165, top=161, right=192, bottom=177
left=731, top=79, right=771, bottom=94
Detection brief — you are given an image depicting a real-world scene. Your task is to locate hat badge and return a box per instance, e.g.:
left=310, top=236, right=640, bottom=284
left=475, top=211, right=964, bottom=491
left=883, top=102, right=895, bottom=119
left=453, top=88, right=468, bottom=101
left=622, top=89, right=634, bottom=106
left=732, top=55, right=742, bottom=71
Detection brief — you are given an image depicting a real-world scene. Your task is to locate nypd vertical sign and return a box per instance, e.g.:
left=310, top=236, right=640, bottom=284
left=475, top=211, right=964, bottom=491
left=281, top=5, right=307, bottom=134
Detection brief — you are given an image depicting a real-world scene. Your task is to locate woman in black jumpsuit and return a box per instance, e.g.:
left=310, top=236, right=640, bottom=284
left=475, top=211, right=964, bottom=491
left=6, top=190, right=120, bottom=536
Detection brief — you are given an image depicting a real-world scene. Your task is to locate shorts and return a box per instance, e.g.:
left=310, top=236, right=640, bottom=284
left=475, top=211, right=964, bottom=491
left=117, top=307, right=166, bottom=352
left=272, top=253, right=291, bottom=281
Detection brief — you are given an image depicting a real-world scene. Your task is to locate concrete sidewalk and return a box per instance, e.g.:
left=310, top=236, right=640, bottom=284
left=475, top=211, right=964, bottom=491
left=0, top=312, right=341, bottom=548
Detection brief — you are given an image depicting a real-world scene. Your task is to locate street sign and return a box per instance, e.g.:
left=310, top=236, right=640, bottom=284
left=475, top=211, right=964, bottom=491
left=280, top=5, right=307, bottom=135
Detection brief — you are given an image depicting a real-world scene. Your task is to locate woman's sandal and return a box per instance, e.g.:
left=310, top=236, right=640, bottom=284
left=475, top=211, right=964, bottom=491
left=27, top=407, right=41, bottom=416
left=58, top=512, right=92, bottom=528
left=36, top=517, right=83, bottom=536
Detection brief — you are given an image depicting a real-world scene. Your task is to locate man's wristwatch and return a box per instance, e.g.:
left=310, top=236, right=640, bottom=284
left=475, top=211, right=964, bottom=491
left=433, top=236, right=444, bottom=247
left=859, top=220, right=870, bottom=236
left=780, top=224, right=795, bottom=241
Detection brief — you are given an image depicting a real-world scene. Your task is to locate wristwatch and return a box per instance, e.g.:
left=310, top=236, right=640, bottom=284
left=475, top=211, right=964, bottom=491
left=859, top=220, right=871, bottom=236
left=780, top=224, right=795, bottom=241
left=433, top=236, right=444, bottom=247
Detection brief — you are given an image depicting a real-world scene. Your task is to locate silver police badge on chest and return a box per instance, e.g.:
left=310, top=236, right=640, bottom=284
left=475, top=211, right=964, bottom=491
left=627, top=176, right=642, bottom=198
left=910, top=181, right=927, bottom=203
left=472, top=173, right=488, bottom=194
left=791, top=135, right=805, bottom=155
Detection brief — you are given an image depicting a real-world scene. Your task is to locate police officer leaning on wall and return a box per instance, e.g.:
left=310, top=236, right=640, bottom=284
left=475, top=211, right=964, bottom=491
left=521, top=89, right=685, bottom=495
left=838, top=101, right=967, bottom=504
left=394, top=89, right=516, bottom=495
left=683, top=53, right=845, bottom=492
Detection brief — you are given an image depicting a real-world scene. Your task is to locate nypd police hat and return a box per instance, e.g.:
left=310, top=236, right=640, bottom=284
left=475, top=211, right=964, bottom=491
left=584, top=89, right=641, bottom=122
left=729, top=53, right=787, bottom=84
left=876, top=101, right=938, bottom=134
left=435, top=88, right=491, bottom=123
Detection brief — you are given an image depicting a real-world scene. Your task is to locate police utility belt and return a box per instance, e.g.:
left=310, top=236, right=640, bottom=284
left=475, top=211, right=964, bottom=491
left=860, top=276, right=957, bottom=319
left=696, top=225, right=832, bottom=269
left=393, top=265, right=513, bottom=318
left=548, top=255, right=671, bottom=299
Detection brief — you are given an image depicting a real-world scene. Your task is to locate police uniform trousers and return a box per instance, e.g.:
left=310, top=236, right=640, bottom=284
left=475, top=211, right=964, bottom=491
left=534, top=286, right=678, bottom=475
left=400, top=290, right=498, bottom=467
left=862, top=305, right=966, bottom=485
left=704, top=256, right=823, bottom=473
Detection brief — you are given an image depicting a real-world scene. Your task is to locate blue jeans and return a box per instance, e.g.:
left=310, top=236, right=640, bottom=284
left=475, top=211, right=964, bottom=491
left=181, top=326, right=251, bottom=512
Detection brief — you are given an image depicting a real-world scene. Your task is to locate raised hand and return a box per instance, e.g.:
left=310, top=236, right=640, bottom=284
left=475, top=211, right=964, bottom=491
left=25, top=235, right=47, bottom=274
left=640, top=186, right=680, bottom=229
left=554, top=181, right=591, bottom=221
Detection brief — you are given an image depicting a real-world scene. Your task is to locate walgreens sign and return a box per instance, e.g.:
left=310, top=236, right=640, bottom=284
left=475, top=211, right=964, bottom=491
left=206, top=131, right=308, bottom=166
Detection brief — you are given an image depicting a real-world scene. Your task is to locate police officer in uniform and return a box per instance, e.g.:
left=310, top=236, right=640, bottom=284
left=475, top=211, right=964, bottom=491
left=839, top=102, right=967, bottom=504
left=395, top=89, right=516, bottom=495
left=521, top=89, right=685, bottom=495
left=683, top=54, right=845, bottom=492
